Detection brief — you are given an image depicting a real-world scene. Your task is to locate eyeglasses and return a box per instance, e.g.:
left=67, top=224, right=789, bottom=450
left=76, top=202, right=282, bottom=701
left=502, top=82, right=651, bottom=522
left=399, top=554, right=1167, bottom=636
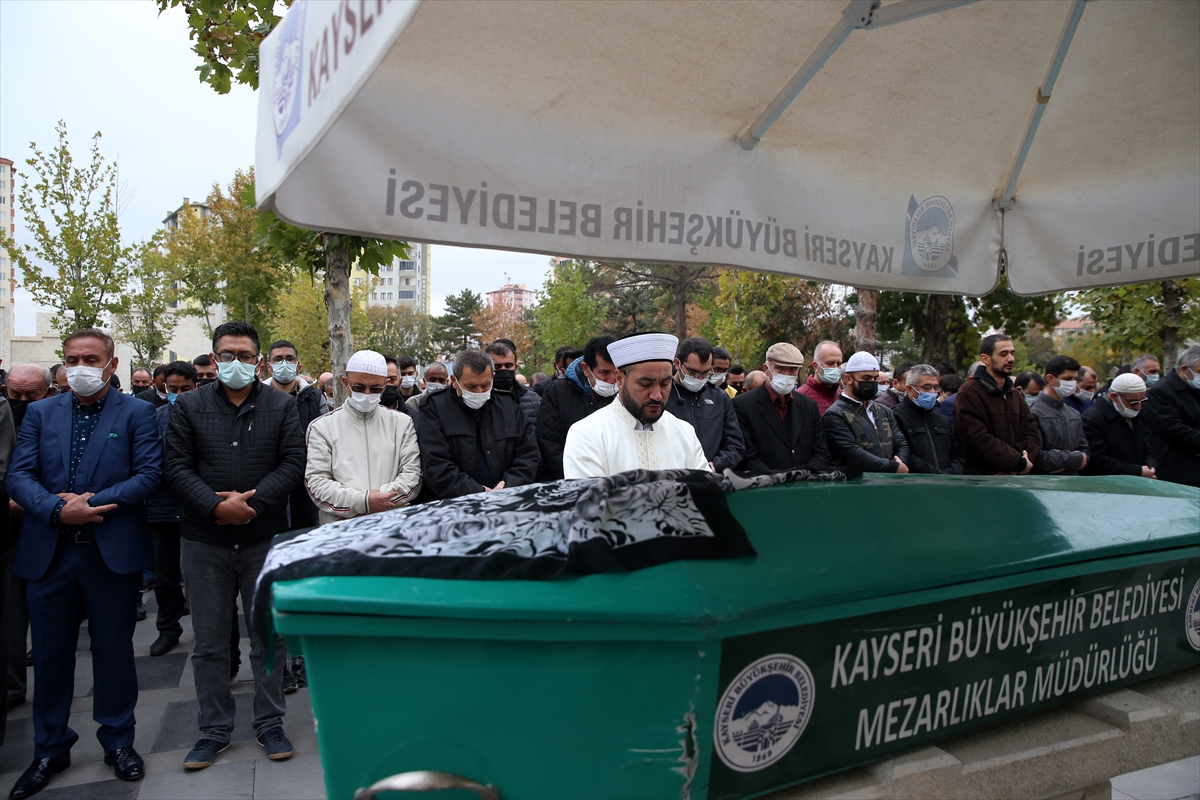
left=269, top=355, right=298, bottom=364
left=215, top=352, right=260, bottom=365
left=1118, top=396, right=1144, bottom=407
left=349, top=384, right=386, bottom=394
left=681, top=366, right=714, bottom=380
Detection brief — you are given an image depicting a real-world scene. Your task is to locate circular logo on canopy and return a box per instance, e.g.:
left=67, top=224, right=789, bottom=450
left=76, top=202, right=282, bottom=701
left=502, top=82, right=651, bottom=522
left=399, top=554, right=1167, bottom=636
left=908, top=195, right=956, bottom=272
left=1186, top=578, right=1200, bottom=651
left=714, top=654, right=814, bottom=773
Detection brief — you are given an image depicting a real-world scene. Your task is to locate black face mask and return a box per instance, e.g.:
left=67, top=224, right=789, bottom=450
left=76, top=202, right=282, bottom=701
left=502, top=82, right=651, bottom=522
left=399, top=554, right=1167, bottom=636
left=196, top=378, right=215, bottom=388
left=852, top=380, right=879, bottom=402
left=380, top=385, right=401, bottom=409
left=8, top=398, right=30, bottom=428
left=492, top=369, right=516, bottom=392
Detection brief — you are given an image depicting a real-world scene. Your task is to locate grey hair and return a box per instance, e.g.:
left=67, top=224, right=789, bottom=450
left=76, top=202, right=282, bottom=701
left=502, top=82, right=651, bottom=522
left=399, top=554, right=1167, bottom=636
left=1079, top=365, right=1097, bottom=381
left=906, top=364, right=940, bottom=387
left=1131, top=353, right=1160, bottom=370
left=1178, top=345, right=1200, bottom=370
left=424, top=362, right=449, bottom=376
left=452, top=349, right=494, bottom=379
left=8, top=363, right=52, bottom=389
left=813, top=340, right=842, bottom=362
left=968, top=361, right=983, bottom=376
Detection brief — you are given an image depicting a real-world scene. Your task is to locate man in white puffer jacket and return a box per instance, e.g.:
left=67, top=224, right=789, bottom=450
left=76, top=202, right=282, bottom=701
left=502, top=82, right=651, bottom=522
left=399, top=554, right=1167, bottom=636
left=304, top=350, right=423, bottom=525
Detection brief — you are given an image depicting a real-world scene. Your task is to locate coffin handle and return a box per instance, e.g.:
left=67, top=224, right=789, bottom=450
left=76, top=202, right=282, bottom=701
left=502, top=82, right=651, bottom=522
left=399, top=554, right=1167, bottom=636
left=354, top=770, right=499, bottom=800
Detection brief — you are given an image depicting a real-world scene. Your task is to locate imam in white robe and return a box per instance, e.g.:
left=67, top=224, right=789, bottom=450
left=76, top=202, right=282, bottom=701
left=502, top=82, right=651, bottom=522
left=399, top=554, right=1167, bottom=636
left=563, top=398, right=711, bottom=478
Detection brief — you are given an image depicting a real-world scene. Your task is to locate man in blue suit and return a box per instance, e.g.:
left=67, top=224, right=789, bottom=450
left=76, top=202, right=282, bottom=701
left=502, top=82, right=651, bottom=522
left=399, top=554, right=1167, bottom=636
left=5, top=329, right=162, bottom=798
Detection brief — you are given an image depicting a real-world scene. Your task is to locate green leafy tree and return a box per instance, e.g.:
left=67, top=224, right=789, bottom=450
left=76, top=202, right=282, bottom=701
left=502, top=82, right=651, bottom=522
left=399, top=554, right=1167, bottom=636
left=159, top=3, right=411, bottom=400
left=709, top=270, right=851, bottom=368
left=165, top=170, right=291, bottom=337
left=1075, top=279, right=1200, bottom=370
left=268, top=269, right=370, bottom=377
left=260, top=213, right=408, bottom=401
left=111, top=235, right=181, bottom=366
left=876, top=275, right=1060, bottom=374
left=595, top=262, right=719, bottom=339
left=0, top=121, right=130, bottom=331
left=528, top=261, right=604, bottom=371
left=433, top=290, right=483, bottom=353
left=156, top=0, right=286, bottom=94
left=364, top=305, right=438, bottom=365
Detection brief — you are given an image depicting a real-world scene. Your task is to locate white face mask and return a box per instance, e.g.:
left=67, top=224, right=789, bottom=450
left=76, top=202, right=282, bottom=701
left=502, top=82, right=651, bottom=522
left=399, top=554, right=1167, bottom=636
left=709, top=372, right=727, bottom=387
left=1113, top=395, right=1140, bottom=418
left=591, top=377, right=617, bottom=397
left=400, top=375, right=419, bottom=390
left=816, top=365, right=842, bottom=384
left=1077, top=389, right=1095, bottom=401
left=347, top=391, right=382, bottom=413
left=680, top=375, right=708, bottom=393
left=66, top=361, right=111, bottom=397
left=1056, top=379, right=1077, bottom=398
left=768, top=370, right=797, bottom=395
left=460, top=387, right=491, bottom=409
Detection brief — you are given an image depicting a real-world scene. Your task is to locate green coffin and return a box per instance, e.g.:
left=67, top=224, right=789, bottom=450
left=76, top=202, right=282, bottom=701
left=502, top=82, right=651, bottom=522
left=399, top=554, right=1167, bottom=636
left=271, top=474, right=1200, bottom=799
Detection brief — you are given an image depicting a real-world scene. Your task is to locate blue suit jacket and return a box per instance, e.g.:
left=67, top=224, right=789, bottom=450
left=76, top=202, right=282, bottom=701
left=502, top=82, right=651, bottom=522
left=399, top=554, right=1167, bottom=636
left=5, top=389, right=162, bottom=580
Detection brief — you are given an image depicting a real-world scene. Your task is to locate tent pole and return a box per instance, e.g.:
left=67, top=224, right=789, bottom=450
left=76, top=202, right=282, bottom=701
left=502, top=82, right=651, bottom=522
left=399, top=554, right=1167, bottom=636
left=739, top=0, right=977, bottom=150
left=996, top=0, right=1088, bottom=210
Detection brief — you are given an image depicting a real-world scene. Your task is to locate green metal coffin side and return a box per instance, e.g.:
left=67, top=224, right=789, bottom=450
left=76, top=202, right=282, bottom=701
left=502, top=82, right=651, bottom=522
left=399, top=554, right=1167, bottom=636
left=272, top=475, right=1200, bottom=800
left=274, top=475, right=1200, bottom=633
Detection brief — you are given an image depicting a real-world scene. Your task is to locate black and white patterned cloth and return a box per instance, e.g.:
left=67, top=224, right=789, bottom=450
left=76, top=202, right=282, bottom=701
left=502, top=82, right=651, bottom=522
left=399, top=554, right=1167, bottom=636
left=253, top=467, right=844, bottom=640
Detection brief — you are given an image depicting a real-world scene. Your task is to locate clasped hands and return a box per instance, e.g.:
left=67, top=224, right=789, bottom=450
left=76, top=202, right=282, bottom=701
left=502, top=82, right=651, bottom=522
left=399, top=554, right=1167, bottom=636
left=55, top=492, right=116, bottom=526
left=213, top=489, right=258, bottom=525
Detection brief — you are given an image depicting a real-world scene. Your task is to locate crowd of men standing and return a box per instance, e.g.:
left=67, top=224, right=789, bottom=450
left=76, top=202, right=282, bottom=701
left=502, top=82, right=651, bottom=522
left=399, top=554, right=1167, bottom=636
left=0, top=319, right=1198, bottom=798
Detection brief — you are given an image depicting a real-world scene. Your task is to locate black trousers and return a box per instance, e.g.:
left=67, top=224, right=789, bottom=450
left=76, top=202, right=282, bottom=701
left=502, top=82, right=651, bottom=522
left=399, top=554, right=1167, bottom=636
left=149, top=522, right=187, bottom=638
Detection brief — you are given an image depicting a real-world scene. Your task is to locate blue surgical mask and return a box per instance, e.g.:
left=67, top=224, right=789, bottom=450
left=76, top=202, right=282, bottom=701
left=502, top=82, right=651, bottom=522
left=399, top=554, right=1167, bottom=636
left=1185, top=367, right=1200, bottom=391
left=914, top=391, right=938, bottom=410
left=817, top=366, right=842, bottom=385
left=217, top=359, right=257, bottom=390
left=1144, top=374, right=1160, bottom=385
left=271, top=361, right=298, bottom=383
left=167, top=392, right=178, bottom=405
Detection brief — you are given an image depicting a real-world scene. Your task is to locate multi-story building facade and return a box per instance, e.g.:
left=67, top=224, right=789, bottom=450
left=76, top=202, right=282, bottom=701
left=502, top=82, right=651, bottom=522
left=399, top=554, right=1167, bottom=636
left=486, top=283, right=535, bottom=313
left=0, top=158, right=17, bottom=365
left=354, top=242, right=432, bottom=316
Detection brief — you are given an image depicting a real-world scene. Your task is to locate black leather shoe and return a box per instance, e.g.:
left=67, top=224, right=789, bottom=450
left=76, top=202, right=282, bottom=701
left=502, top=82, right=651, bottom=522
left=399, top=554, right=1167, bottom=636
left=9, top=755, right=70, bottom=799
left=135, top=601, right=147, bottom=622
left=103, top=746, right=145, bottom=782
left=150, top=633, right=179, bottom=657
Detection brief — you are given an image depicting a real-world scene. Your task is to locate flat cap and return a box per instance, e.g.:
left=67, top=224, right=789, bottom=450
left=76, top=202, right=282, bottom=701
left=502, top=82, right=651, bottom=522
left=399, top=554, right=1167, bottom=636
left=765, top=342, right=804, bottom=367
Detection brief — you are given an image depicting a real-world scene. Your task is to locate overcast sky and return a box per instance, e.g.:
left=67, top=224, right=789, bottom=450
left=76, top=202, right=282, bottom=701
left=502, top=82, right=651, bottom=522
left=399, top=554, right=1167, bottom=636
left=0, top=0, right=553, bottom=334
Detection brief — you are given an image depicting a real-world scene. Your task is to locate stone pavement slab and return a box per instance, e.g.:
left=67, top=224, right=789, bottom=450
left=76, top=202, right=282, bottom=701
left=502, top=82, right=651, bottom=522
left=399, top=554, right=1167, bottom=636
left=1111, top=755, right=1200, bottom=800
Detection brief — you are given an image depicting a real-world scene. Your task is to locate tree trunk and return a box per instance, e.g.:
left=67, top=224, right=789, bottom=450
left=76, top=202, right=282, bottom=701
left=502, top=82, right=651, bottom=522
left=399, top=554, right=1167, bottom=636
left=324, top=237, right=354, bottom=404
left=922, top=294, right=954, bottom=365
left=855, top=288, right=877, bottom=353
left=675, top=267, right=689, bottom=339
left=1159, top=280, right=1183, bottom=370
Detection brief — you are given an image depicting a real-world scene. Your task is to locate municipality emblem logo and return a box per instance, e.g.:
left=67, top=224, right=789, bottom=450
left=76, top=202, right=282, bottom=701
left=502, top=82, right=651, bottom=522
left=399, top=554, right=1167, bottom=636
left=902, top=195, right=958, bottom=278
left=714, top=654, right=814, bottom=773
left=272, top=1, right=307, bottom=155
left=1186, top=578, right=1200, bottom=651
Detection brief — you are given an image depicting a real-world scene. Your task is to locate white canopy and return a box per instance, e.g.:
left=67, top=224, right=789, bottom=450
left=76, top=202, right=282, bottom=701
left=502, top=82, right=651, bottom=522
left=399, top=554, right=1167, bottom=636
left=255, top=0, right=1199, bottom=297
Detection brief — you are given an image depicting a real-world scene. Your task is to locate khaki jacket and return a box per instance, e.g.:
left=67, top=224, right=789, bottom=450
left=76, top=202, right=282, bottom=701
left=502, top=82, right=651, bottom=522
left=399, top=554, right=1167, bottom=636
left=304, top=404, right=423, bottom=525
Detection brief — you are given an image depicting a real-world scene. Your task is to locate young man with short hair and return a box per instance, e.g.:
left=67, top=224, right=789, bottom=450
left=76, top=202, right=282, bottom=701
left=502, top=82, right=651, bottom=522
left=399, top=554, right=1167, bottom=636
left=1030, top=355, right=1089, bottom=475
left=953, top=335, right=1041, bottom=475
left=165, top=322, right=305, bottom=771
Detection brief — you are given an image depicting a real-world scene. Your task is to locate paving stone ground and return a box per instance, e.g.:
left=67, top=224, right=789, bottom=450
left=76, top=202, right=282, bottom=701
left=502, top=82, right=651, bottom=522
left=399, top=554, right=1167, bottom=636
left=0, top=593, right=1194, bottom=800
left=1, top=593, right=325, bottom=800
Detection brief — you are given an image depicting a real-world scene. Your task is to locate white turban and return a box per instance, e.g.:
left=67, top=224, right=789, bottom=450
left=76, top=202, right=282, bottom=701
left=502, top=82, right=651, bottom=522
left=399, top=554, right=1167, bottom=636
left=608, top=333, right=678, bottom=368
